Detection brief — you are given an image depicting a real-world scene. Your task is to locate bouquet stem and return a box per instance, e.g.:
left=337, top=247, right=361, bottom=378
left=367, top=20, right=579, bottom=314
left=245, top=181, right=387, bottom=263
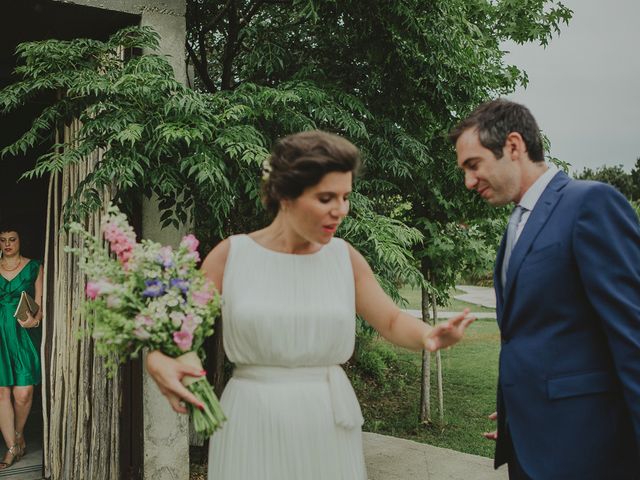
left=177, top=352, right=226, bottom=437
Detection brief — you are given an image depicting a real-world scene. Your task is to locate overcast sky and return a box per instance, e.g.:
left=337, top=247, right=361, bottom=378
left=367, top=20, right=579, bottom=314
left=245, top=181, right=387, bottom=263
left=502, top=0, right=640, bottom=174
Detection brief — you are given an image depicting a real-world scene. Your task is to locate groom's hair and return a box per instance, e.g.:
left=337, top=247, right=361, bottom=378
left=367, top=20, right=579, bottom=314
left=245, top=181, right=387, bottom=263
left=262, top=130, right=361, bottom=216
left=449, top=99, right=545, bottom=163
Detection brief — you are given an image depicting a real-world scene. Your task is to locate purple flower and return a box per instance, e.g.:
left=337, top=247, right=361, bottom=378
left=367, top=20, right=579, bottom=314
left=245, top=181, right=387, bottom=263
left=170, top=278, right=190, bottom=294
left=142, top=279, right=166, bottom=298
left=156, top=246, right=174, bottom=269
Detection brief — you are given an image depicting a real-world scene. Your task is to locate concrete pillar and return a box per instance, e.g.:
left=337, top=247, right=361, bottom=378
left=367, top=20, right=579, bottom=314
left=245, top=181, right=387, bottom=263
left=138, top=4, right=190, bottom=480
left=141, top=197, right=190, bottom=480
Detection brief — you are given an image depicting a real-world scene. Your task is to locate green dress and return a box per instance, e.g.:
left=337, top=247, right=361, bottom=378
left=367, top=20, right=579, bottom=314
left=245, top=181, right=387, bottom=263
left=0, top=259, right=42, bottom=386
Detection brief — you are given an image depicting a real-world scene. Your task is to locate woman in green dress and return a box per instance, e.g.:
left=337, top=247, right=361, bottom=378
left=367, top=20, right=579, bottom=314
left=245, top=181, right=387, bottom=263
left=0, top=225, right=43, bottom=470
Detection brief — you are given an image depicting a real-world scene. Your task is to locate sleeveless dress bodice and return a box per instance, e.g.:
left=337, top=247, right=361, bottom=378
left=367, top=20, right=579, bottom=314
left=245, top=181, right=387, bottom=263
left=208, top=235, right=367, bottom=480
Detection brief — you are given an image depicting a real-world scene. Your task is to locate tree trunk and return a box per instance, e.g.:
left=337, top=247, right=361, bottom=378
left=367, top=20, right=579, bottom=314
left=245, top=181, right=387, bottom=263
left=431, top=283, right=444, bottom=424
left=419, top=265, right=431, bottom=423
left=211, top=320, right=226, bottom=396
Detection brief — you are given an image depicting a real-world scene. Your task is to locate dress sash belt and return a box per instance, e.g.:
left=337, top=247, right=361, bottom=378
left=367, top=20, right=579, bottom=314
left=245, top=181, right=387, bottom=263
left=233, top=364, right=364, bottom=429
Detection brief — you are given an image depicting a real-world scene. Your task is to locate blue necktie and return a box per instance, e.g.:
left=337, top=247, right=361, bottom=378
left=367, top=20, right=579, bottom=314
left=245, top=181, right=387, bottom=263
left=501, top=205, right=526, bottom=287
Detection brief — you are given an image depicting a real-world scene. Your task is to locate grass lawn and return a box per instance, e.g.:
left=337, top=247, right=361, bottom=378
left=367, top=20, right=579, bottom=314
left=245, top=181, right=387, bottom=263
left=398, top=286, right=496, bottom=314
left=347, top=317, right=501, bottom=458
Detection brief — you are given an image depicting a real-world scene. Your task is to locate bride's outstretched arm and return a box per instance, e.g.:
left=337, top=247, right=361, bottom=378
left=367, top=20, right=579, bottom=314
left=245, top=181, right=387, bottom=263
left=348, top=244, right=475, bottom=352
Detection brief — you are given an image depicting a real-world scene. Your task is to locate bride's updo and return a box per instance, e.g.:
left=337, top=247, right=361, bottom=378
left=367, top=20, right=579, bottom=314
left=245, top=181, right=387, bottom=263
left=261, top=130, right=361, bottom=215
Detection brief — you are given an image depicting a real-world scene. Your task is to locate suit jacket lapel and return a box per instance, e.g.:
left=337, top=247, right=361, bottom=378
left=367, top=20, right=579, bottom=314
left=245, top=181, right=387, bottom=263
left=502, top=171, right=570, bottom=305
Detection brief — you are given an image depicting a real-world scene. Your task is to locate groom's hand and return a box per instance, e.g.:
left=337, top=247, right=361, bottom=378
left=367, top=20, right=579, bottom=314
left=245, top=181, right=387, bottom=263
left=483, top=411, right=498, bottom=441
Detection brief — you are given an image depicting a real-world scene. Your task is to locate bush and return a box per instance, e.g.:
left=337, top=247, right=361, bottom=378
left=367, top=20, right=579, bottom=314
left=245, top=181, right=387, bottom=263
left=353, top=334, right=399, bottom=383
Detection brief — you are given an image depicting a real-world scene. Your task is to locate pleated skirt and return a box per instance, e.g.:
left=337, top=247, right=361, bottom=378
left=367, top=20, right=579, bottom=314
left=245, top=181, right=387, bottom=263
left=208, top=371, right=367, bottom=480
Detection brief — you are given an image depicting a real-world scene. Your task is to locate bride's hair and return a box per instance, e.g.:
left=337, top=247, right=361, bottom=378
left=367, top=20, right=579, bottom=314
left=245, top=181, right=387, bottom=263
left=261, top=130, right=361, bottom=215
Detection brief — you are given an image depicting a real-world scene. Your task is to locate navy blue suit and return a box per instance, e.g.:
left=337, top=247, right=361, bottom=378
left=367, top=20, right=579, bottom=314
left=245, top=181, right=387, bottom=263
left=494, top=171, right=640, bottom=479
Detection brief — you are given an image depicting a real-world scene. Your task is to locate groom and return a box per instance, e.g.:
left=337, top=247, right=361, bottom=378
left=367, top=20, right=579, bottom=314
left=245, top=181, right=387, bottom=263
left=450, top=99, right=640, bottom=479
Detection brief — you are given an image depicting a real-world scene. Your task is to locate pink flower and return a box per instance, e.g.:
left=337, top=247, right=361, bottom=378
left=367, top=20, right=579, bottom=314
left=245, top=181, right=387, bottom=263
left=181, top=234, right=200, bottom=253
left=86, top=281, right=100, bottom=299
left=135, top=314, right=155, bottom=327
left=173, top=329, right=193, bottom=351
left=192, top=289, right=214, bottom=306
left=102, top=218, right=137, bottom=266
left=106, top=294, right=122, bottom=309
left=86, top=279, right=115, bottom=299
left=119, top=249, right=134, bottom=264
left=133, top=327, right=151, bottom=340
left=181, top=314, right=201, bottom=333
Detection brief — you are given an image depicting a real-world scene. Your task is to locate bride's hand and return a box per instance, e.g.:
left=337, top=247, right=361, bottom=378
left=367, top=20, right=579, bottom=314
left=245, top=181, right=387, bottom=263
left=146, top=350, right=206, bottom=414
left=423, top=308, right=475, bottom=352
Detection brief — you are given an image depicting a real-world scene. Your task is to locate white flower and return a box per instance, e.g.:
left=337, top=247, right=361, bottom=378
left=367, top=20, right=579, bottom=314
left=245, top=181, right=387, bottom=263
left=261, top=159, right=272, bottom=181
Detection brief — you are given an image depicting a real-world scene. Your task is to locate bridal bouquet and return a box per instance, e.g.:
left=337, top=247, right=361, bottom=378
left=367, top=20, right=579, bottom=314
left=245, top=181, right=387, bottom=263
left=67, top=204, right=226, bottom=436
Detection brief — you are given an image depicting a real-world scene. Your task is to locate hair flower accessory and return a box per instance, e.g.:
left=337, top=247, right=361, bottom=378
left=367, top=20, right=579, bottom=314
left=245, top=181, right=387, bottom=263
left=261, top=159, right=273, bottom=181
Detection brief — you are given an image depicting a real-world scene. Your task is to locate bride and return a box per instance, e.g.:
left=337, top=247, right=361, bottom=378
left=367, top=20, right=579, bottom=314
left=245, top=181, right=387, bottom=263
left=146, top=130, right=474, bottom=479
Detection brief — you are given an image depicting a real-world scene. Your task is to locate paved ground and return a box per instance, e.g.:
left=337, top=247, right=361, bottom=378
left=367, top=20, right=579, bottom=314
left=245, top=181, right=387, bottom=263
left=364, top=433, right=508, bottom=480
left=365, top=285, right=502, bottom=480
left=406, top=309, right=496, bottom=319
left=454, top=285, right=496, bottom=309
left=0, top=430, right=42, bottom=480
left=406, top=284, right=497, bottom=320
left=0, top=390, right=42, bottom=479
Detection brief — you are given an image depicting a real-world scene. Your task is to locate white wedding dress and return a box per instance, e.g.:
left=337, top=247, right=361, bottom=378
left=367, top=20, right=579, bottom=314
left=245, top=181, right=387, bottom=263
left=208, top=234, right=367, bottom=480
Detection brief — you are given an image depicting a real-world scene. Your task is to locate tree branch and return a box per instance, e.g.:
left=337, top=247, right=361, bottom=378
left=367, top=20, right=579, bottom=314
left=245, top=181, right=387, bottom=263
left=186, top=39, right=217, bottom=93
left=221, top=0, right=239, bottom=90
left=201, top=0, right=235, bottom=35
left=239, top=0, right=268, bottom=28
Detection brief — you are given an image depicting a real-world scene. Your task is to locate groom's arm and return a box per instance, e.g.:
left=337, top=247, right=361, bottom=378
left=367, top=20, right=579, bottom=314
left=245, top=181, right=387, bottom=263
left=573, top=183, right=640, bottom=443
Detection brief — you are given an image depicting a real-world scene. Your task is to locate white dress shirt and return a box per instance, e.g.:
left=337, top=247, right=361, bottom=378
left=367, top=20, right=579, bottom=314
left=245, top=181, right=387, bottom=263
left=514, top=163, right=559, bottom=243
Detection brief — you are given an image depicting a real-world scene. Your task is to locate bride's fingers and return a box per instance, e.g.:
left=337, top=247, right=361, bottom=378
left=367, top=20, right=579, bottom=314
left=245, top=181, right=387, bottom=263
left=448, top=308, right=471, bottom=325
left=461, top=315, right=476, bottom=329
left=166, top=380, right=202, bottom=411
left=167, top=393, right=189, bottom=414
left=180, top=364, right=206, bottom=380
left=171, top=376, right=204, bottom=408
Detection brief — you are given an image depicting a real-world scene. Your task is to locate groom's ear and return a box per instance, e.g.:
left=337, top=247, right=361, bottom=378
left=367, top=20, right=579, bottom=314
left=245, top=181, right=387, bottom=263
left=503, top=132, right=526, bottom=162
